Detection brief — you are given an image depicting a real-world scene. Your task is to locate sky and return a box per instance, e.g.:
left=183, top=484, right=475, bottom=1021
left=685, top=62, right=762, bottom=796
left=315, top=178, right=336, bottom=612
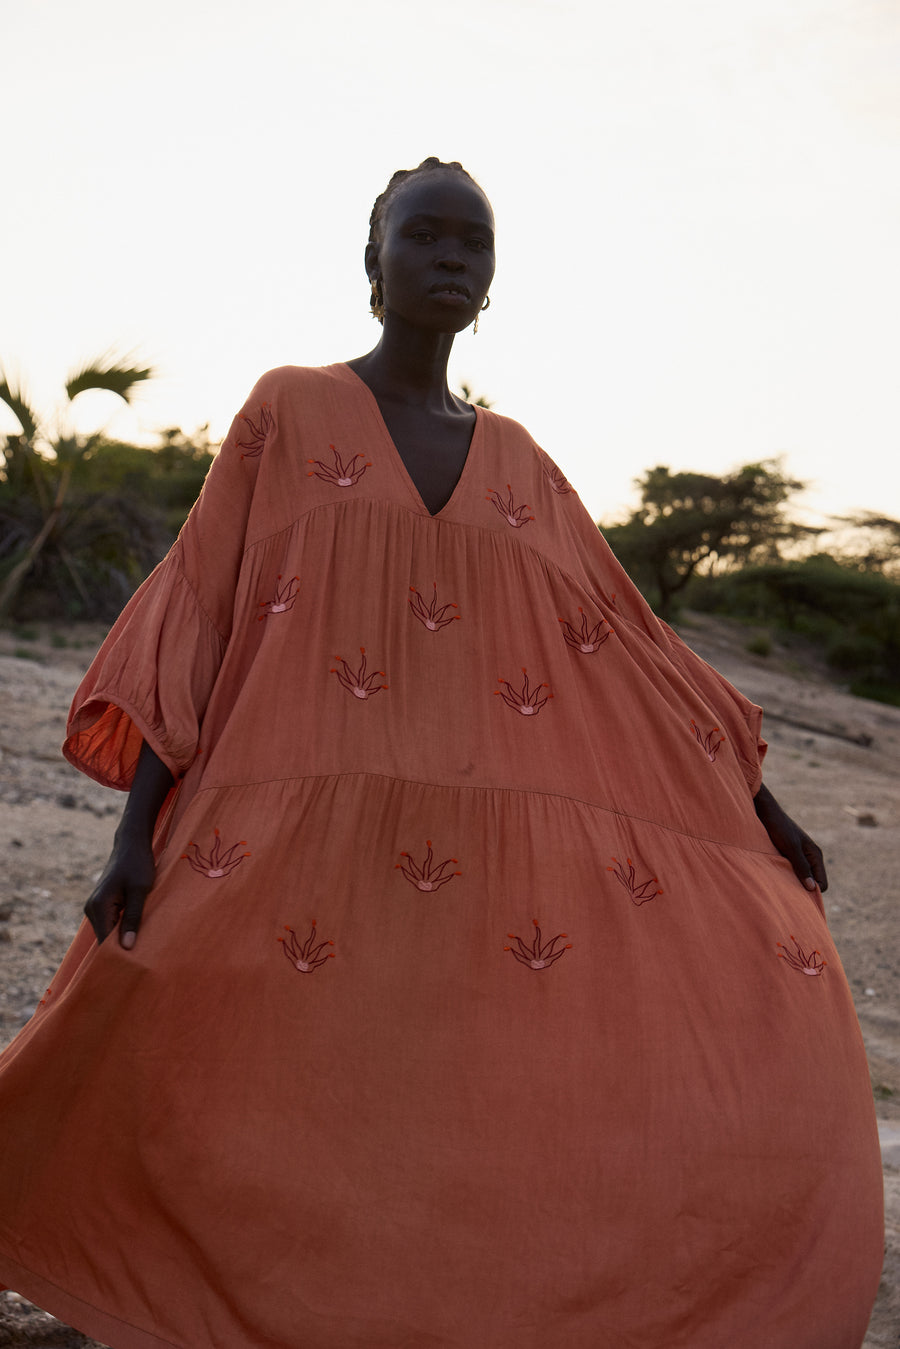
left=3, top=0, right=899, bottom=526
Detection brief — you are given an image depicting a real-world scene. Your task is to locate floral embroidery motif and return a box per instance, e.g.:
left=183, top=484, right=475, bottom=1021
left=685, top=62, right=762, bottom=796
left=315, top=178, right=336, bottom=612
left=236, top=403, right=274, bottom=459
left=540, top=451, right=573, bottom=495
left=504, top=918, right=572, bottom=970
left=607, top=856, right=663, bottom=905
left=690, top=720, right=725, bottom=762
left=559, top=607, right=613, bottom=653
left=181, top=828, right=251, bottom=878
left=279, top=920, right=335, bottom=973
left=331, top=647, right=388, bottom=700
left=257, top=573, right=300, bottom=620
left=776, top=935, right=826, bottom=977
left=486, top=484, right=534, bottom=528
left=495, top=667, right=552, bottom=716
left=409, top=583, right=461, bottom=632
left=308, top=443, right=371, bottom=487
left=395, top=840, right=461, bottom=892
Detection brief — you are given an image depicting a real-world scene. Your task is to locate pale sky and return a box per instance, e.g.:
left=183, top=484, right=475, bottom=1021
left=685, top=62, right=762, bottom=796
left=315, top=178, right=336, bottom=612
left=3, top=0, right=899, bottom=526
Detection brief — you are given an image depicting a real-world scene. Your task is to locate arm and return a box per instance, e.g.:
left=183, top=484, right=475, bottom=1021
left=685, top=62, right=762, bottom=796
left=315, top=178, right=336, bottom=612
left=753, top=781, right=828, bottom=893
left=84, top=741, right=175, bottom=948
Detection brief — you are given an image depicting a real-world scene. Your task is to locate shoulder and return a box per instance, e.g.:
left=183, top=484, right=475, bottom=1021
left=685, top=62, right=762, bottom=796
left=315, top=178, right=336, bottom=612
left=227, top=366, right=358, bottom=452
left=216, top=367, right=345, bottom=470
left=476, top=405, right=543, bottom=471
left=477, top=406, right=575, bottom=496
left=476, top=405, right=535, bottom=448
left=244, top=362, right=352, bottom=405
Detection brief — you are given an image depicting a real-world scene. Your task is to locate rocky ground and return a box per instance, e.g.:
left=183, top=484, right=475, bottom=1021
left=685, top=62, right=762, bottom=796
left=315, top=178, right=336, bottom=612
left=0, top=616, right=897, bottom=1348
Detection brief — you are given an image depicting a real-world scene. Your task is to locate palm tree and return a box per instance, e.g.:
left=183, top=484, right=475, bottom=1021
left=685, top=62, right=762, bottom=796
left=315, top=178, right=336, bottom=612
left=0, top=354, right=152, bottom=619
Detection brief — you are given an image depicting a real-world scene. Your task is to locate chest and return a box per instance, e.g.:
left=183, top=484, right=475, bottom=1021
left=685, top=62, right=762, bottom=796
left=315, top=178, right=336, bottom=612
left=378, top=404, right=476, bottom=516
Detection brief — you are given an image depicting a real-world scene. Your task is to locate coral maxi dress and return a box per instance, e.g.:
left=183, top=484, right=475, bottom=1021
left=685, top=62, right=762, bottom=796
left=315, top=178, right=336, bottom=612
left=0, top=364, right=883, bottom=1348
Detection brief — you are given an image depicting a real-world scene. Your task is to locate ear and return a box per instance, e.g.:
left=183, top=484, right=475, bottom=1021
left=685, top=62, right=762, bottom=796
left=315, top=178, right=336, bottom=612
left=364, top=241, right=380, bottom=283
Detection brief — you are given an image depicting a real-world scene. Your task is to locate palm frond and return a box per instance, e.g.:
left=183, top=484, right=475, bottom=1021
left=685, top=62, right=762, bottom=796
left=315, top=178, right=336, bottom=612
left=0, top=375, right=40, bottom=441
left=65, top=354, right=154, bottom=405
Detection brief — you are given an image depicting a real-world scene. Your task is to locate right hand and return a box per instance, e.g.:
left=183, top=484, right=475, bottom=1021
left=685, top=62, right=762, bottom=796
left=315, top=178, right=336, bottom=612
left=84, top=833, right=157, bottom=948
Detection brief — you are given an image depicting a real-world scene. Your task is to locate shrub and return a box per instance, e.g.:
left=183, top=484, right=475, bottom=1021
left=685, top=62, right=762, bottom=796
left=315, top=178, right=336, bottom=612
left=687, top=558, right=900, bottom=704
left=745, top=633, right=772, bottom=657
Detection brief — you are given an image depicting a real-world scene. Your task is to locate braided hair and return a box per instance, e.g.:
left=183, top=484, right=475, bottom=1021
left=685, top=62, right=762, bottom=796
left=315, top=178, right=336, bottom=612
left=367, top=157, right=479, bottom=323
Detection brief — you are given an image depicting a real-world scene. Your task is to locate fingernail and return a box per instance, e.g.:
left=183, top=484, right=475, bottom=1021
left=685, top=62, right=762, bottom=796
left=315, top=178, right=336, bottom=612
left=804, top=878, right=817, bottom=891
left=122, top=931, right=136, bottom=950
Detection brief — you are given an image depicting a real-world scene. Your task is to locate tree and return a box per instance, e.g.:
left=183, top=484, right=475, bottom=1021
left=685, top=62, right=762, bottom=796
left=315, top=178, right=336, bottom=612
left=458, top=383, right=493, bottom=408
left=600, top=460, right=818, bottom=618
left=0, top=354, right=153, bottom=619
left=825, top=511, right=900, bottom=578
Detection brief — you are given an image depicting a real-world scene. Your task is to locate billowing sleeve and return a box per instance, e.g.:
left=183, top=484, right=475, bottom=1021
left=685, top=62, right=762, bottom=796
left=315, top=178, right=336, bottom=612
left=62, top=373, right=275, bottom=790
left=656, top=618, right=768, bottom=796
left=556, top=485, right=768, bottom=795
left=589, top=520, right=770, bottom=795
left=598, top=538, right=768, bottom=795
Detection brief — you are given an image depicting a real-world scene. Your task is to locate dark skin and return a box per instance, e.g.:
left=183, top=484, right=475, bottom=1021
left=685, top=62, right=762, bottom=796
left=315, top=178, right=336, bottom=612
left=753, top=782, right=827, bottom=893
left=346, top=170, right=496, bottom=514
left=84, top=740, right=174, bottom=947
left=84, top=169, right=826, bottom=948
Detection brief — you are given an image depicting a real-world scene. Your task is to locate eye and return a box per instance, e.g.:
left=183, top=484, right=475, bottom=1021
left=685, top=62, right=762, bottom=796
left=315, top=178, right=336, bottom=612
left=410, top=229, right=435, bottom=243
left=467, top=238, right=491, bottom=252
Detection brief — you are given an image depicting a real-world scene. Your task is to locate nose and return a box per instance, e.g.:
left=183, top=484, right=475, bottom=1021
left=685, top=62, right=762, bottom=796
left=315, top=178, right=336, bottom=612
left=436, top=250, right=465, bottom=271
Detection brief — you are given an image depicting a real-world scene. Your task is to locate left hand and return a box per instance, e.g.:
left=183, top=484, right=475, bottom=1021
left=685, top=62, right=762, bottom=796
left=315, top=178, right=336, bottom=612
left=753, top=782, right=828, bottom=892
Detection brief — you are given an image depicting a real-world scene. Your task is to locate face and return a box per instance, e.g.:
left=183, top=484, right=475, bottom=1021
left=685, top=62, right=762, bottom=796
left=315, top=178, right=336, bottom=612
left=368, top=170, right=496, bottom=333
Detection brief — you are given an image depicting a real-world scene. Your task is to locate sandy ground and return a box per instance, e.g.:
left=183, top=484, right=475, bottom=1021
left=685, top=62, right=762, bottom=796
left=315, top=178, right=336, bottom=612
left=0, top=615, right=897, bottom=1348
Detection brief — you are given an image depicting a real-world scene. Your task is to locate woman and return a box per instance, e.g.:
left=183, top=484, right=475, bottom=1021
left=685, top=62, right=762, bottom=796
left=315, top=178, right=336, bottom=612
left=0, top=158, right=883, bottom=1348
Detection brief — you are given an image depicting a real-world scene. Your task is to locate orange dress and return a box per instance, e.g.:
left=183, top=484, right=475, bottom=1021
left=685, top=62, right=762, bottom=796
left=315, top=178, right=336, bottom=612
left=0, top=364, right=883, bottom=1348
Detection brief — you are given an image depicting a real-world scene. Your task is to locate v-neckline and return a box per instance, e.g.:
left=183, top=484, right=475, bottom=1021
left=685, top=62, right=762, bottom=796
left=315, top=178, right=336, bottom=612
left=337, top=362, right=482, bottom=519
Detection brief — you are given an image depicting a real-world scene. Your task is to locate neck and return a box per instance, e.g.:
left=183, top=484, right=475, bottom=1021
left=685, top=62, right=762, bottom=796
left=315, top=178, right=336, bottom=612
left=348, top=319, right=460, bottom=411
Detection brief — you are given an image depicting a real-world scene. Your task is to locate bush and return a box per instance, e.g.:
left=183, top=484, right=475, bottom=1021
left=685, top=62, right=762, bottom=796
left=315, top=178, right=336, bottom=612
left=745, top=633, right=773, bottom=657
left=687, top=558, right=900, bottom=704
left=1, top=430, right=214, bottom=622
left=4, top=489, right=173, bottom=621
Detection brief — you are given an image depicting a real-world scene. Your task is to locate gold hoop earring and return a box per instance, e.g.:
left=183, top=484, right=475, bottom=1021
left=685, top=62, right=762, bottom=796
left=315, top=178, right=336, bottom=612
left=473, top=295, right=491, bottom=334
left=370, top=277, right=384, bottom=322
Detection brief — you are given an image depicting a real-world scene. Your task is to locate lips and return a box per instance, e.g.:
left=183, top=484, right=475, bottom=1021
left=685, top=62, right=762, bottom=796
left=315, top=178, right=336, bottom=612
left=428, top=282, right=471, bottom=299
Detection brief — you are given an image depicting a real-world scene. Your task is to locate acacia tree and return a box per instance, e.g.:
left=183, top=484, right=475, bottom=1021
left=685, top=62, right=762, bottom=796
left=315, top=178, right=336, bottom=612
left=601, top=460, right=818, bottom=618
left=0, top=355, right=152, bottom=618
left=827, top=511, right=900, bottom=578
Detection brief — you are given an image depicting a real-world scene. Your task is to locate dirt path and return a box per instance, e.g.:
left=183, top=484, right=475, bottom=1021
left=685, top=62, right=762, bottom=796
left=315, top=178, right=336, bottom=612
left=0, top=617, right=897, bottom=1347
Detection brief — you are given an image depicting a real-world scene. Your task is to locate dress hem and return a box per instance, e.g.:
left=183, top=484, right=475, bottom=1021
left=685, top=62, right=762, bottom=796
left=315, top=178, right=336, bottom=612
left=0, top=1250, right=179, bottom=1349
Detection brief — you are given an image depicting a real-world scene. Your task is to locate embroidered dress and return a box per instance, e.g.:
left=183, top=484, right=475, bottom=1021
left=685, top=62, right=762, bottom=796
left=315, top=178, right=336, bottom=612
left=0, top=364, right=882, bottom=1349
